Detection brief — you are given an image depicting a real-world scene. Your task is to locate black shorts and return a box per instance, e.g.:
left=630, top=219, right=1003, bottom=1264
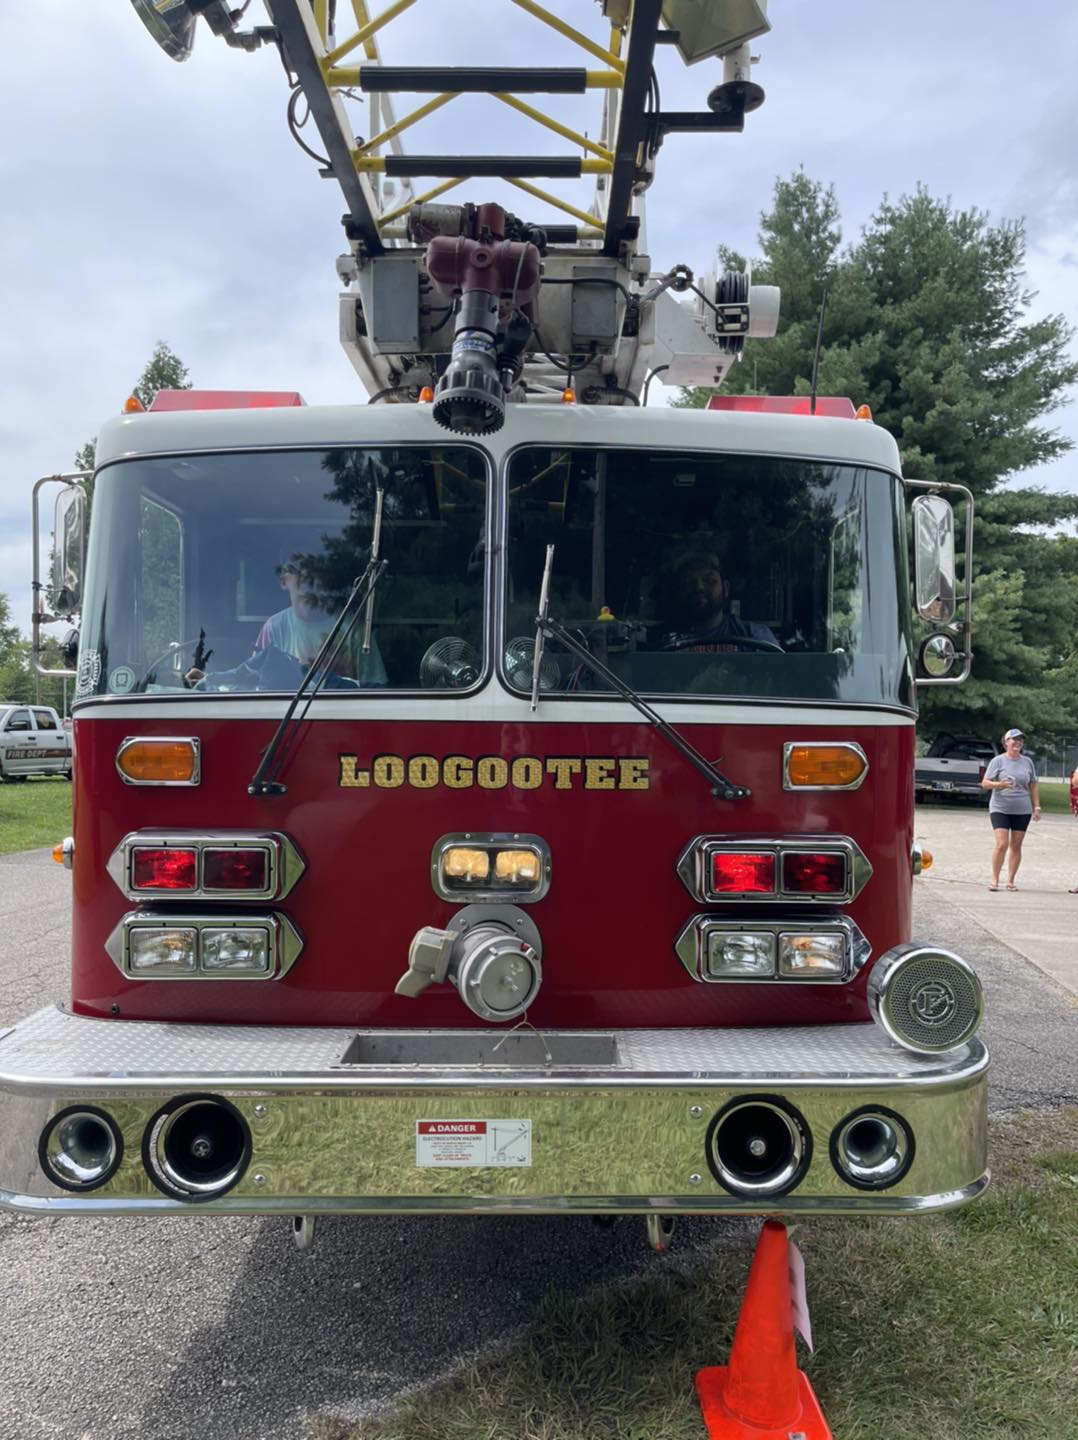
left=990, top=811, right=1031, bottom=832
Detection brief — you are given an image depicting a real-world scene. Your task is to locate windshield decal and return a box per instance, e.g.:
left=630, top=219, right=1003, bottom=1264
left=76, top=649, right=102, bottom=697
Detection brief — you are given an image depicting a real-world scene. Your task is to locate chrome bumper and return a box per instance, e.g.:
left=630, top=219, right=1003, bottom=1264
left=0, top=1007, right=988, bottom=1216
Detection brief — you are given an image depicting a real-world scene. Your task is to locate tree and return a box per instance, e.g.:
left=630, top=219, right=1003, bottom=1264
left=0, top=594, right=24, bottom=699
left=677, top=174, right=1078, bottom=740
left=0, top=593, right=65, bottom=709
left=75, top=341, right=191, bottom=500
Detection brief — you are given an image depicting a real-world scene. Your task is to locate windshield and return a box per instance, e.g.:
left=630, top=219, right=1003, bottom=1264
left=78, top=446, right=488, bottom=698
left=505, top=447, right=913, bottom=707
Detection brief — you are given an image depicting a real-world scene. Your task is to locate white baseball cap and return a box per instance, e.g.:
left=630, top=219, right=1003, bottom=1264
left=1003, top=728, right=1024, bottom=740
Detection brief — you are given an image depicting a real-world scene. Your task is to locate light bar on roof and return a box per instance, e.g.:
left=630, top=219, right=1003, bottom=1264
left=706, top=396, right=857, bottom=418
left=147, top=390, right=306, bottom=411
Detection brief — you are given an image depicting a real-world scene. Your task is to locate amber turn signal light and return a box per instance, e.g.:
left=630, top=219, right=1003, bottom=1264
left=784, top=743, right=867, bottom=790
left=441, top=847, right=490, bottom=881
left=116, top=738, right=200, bottom=785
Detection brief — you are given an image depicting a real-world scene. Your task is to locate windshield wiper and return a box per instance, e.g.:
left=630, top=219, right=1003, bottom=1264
left=248, top=559, right=387, bottom=796
left=360, top=481, right=385, bottom=660
left=530, top=545, right=750, bottom=802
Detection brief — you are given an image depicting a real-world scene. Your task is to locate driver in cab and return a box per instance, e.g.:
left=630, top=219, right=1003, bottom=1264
left=187, top=559, right=387, bottom=690
left=659, top=550, right=778, bottom=653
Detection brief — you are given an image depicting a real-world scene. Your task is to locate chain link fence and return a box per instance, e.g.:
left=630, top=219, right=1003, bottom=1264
left=1034, top=738, right=1078, bottom=780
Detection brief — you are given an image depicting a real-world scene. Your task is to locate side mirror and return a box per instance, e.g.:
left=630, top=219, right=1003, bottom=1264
left=912, top=493, right=956, bottom=624
left=32, top=472, right=89, bottom=681
left=919, top=633, right=956, bottom=678
left=907, top=481, right=974, bottom=686
left=61, top=627, right=80, bottom=670
left=53, top=486, right=86, bottom=618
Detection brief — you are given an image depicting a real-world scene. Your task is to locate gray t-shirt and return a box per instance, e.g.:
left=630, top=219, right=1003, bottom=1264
left=983, top=753, right=1038, bottom=814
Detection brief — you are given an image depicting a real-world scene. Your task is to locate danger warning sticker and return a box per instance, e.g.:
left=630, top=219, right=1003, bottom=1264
left=416, top=1119, right=532, bottom=1168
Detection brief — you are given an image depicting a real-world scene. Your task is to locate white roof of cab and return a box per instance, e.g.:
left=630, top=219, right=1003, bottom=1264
left=94, top=400, right=903, bottom=475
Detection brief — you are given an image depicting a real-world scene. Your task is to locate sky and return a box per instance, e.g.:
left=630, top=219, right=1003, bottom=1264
left=2, top=2, right=1077, bottom=629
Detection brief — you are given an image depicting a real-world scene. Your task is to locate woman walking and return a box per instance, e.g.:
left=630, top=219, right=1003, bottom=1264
left=982, top=728, right=1040, bottom=890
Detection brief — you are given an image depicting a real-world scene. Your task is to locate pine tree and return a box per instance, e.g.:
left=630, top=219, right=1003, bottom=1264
left=76, top=342, right=191, bottom=504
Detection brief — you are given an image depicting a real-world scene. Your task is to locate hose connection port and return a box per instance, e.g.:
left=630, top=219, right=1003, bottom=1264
left=399, top=904, right=543, bottom=1022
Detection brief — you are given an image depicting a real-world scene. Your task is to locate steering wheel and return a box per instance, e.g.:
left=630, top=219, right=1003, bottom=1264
left=138, top=637, right=214, bottom=691
left=193, top=645, right=360, bottom=693
left=665, top=634, right=784, bottom=654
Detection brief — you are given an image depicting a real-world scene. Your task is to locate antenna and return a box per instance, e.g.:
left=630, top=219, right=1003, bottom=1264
left=809, top=287, right=829, bottom=416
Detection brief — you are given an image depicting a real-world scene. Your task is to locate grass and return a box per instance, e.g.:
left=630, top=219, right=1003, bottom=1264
left=1037, top=778, right=1075, bottom=815
left=918, top=778, right=1073, bottom=814
left=314, top=1110, right=1078, bottom=1440
left=0, top=775, right=73, bottom=855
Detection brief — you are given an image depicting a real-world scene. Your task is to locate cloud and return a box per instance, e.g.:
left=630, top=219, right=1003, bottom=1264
left=1, top=0, right=1075, bottom=615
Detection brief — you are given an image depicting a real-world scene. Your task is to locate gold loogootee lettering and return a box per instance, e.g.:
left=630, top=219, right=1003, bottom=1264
left=337, top=753, right=650, bottom=792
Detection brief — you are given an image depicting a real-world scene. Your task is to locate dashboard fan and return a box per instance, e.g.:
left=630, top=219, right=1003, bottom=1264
left=419, top=637, right=480, bottom=689
left=505, top=637, right=561, bottom=693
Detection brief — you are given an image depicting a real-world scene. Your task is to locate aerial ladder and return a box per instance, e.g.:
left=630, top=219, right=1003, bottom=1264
left=131, top=0, right=779, bottom=432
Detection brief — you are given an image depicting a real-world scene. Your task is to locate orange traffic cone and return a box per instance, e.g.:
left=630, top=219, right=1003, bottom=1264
left=696, top=1219, right=832, bottom=1439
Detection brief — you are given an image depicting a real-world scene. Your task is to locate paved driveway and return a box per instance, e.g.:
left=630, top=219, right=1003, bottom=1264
left=913, top=800, right=1078, bottom=994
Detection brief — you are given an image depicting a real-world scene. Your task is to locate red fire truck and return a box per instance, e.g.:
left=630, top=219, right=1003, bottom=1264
left=9, top=2, right=984, bottom=1264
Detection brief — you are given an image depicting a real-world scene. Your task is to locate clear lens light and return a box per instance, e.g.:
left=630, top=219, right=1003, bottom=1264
left=707, top=932, right=776, bottom=977
left=129, top=928, right=198, bottom=974
left=201, top=928, right=271, bottom=972
left=441, top=847, right=491, bottom=882
left=779, top=933, right=846, bottom=977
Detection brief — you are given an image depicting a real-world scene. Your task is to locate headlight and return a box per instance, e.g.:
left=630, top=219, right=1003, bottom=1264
left=106, top=912, right=303, bottom=980
left=707, top=931, right=776, bottom=978
left=129, top=927, right=198, bottom=975
left=200, top=927, right=271, bottom=973
left=778, top=932, right=846, bottom=977
left=676, top=916, right=870, bottom=983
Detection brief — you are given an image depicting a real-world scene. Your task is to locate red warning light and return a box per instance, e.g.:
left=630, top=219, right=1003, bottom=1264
left=710, top=852, right=776, bottom=894
left=131, top=847, right=197, bottom=891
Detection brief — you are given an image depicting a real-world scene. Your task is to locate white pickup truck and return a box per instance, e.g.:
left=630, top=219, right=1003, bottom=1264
left=0, top=704, right=72, bottom=781
left=914, top=733, right=1000, bottom=803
